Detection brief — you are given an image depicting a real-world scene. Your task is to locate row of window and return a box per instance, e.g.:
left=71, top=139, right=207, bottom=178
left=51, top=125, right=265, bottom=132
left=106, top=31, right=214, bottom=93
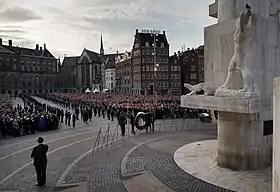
left=3, top=57, right=56, bottom=66
left=133, top=48, right=169, bottom=57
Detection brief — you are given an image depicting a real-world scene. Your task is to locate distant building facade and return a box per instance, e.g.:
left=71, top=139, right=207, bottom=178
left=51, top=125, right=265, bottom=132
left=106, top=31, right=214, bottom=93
left=0, top=38, right=59, bottom=96
left=61, top=34, right=119, bottom=93
left=105, top=68, right=116, bottom=91
left=60, top=56, right=79, bottom=92
left=179, top=46, right=204, bottom=94
left=76, top=49, right=102, bottom=92
left=131, top=29, right=170, bottom=95
left=168, top=52, right=181, bottom=95
left=115, top=51, right=132, bottom=93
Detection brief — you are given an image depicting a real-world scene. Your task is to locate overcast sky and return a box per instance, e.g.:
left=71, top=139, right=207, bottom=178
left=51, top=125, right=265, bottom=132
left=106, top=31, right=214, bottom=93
left=0, top=0, right=216, bottom=58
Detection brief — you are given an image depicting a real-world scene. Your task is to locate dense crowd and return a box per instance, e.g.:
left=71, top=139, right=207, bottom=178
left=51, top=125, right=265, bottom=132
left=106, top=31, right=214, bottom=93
left=42, top=93, right=186, bottom=118
left=0, top=94, right=60, bottom=139
left=37, top=92, right=210, bottom=135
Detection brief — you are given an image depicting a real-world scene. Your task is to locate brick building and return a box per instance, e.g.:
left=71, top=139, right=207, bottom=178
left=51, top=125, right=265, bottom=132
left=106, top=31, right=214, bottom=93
left=179, top=45, right=204, bottom=94
left=0, top=38, right=59, bottom=96
left=131, top=29, right=170, bottom=95
left=115, top=51, right=132, bottom=93
left=168, top=52, right=181, bottom=95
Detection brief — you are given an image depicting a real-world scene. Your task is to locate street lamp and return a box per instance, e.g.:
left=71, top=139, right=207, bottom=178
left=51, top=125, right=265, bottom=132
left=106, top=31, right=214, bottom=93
left=152, top=33, right=158, bottom=102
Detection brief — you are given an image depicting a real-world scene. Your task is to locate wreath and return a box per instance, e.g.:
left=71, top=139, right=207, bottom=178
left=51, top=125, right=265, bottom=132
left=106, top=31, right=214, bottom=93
left=135, top=112, right=148, bottom=130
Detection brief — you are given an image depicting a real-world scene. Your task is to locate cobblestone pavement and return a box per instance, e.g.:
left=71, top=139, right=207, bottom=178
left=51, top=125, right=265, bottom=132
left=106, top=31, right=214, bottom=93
left=0, top=97, right=229, bottom=192
left=63, top=126, right=234, bottom=192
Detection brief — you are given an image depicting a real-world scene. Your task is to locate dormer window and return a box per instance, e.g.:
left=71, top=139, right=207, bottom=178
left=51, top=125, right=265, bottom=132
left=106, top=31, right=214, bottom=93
left=145, top=42, right=149, bottom=47
left=161, top=42, right=164, bottom=48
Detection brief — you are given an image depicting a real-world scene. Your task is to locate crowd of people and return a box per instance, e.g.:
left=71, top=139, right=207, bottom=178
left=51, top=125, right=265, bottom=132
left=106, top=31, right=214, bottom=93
left=41, top=93, right=185, bottom=118
left=0, top=94, right=60, bottom=139
left=0, top=91, right=211, bottom=139
left=37, top=92, right=210, bottom=135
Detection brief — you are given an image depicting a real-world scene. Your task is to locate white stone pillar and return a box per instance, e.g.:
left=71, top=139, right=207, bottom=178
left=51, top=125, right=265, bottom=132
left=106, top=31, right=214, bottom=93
left=273, top=77, right=280, bottom=192
left=218, top=0, right=236, bottom=23
left=217, top=111, right=271, bottom=170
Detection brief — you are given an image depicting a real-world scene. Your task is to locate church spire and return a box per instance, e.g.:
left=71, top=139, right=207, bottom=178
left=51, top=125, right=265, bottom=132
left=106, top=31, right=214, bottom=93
left=100, top=32, right=104, bottom=55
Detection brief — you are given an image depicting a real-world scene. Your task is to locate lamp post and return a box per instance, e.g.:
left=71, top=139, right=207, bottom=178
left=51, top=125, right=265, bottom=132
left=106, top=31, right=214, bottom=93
left=73, top=71, right=76, bottom=92
left=152, top=33, right=158, bottom=102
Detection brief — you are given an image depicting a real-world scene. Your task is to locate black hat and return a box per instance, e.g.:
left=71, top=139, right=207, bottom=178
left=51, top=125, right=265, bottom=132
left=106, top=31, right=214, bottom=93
left=245, top=4, right=251, bottom=10
left=37, top=137, right=44, bottom=143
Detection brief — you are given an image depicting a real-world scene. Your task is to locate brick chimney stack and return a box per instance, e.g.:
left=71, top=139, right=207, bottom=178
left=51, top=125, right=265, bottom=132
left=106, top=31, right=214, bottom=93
left=0, top=38, right=2, bottom=45
left=36, top=44, right=39, bottom=50
left=8, top=39, right=12, bottom=46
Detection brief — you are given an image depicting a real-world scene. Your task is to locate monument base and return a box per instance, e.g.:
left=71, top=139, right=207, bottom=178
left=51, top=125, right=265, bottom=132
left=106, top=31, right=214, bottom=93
left=181, top=95, right=272, bottom=170
left=217, top=111, right=272, bottom=170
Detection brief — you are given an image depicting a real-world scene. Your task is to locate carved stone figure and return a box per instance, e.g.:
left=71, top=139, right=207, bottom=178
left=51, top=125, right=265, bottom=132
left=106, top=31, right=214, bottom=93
left=270, top=0, right=280, bottom=16
left=215, top=7, right=260, bottom=97
left=184, top=83, right=214, bottom=96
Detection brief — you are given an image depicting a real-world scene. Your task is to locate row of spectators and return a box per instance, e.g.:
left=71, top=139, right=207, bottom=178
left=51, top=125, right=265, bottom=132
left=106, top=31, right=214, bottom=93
left=0, top=94, right=60, bottom=139
left=38, top=93, right=209, bottom=120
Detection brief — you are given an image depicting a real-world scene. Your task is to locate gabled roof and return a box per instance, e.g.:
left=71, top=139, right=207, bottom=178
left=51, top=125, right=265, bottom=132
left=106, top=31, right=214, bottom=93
left=84, top=49, right=102, bottom=64
left=0, top=45, right=15, bottom=54
left=61, top=56, right=79, bottom=67
left=1, top=45, right=56, bottom=58
left=135, top=32, right=168, bottom=47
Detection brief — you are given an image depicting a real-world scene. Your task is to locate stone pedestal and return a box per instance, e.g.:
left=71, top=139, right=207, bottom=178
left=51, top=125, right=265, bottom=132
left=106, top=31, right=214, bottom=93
left=218, top=112, right=271, bottom=170
left=181, top=95, right=272, bottom=170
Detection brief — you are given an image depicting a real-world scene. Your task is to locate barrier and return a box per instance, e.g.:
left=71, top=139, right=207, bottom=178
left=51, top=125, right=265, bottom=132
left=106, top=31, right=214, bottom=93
left=91, top=117, right=204, bottom=155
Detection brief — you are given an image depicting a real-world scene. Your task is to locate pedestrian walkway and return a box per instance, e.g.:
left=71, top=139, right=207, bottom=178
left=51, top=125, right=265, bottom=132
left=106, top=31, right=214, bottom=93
left=54, top=124, right=232, bottom=192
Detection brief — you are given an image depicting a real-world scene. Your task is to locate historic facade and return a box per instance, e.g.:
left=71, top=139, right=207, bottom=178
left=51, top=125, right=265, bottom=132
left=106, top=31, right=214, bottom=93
left=105, top=68, right=116, bottom=91
left=168, top=52, right=181, bottom=95
left=76, top=49, right=102, bottom=92
left=61, top=34, right=119, bottom=92
left=115, top=51, right=132, bottom=93
left=60, top=56, right=79, bottom=92
left=0, top=38, right=59, bottom=96
left=131, top=29, right=170, bottom=95
left=179, top=46, right=204, bottom=94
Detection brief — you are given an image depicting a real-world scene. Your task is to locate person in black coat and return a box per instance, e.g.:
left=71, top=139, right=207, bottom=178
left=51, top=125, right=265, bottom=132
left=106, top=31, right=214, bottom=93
left=31, top=137, right=48, bottom=186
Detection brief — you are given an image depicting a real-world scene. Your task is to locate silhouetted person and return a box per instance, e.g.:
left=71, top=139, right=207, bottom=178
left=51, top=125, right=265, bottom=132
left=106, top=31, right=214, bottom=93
left=31, top=137, right=48, bottom=186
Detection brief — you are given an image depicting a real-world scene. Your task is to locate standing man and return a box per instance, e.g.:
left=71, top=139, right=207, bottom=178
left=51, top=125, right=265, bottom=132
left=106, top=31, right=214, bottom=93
left=31, top=137, right=48, bottom=186
left=118, top=111, right=127, bottom=136
left=72, top=113, right=76, bottom=128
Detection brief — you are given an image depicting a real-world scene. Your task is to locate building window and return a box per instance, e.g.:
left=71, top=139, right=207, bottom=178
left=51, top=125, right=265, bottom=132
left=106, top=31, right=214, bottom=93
left=190, top=65, right=195, bottom=71
left=13, top=64, right=16, bottom=70
left=190, top=73, right=196, bottom=80
left=160, top=42, right=164, bottom=48
left=145, top=42, right=149, bottom=47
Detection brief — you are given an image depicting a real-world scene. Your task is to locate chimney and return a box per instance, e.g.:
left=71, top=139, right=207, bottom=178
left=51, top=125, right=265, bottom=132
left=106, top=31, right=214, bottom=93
left=136, top=29, right=138, bottom=34
left=36, top=44, right=39, bottom=50
left=174, top=52, right=176, bottom=55
left=0, top=38, right=2, bottom=45
left=43, top=43, right=46, bottom=49
left=187, top=48, right=190, bottom=51
left=163, top=31, right=165, bottom=35
left=40, top=46, right=42, bottom=51
left=178, top=51, right=181, bottom=55
left=8, top=39, right=12, bottom=46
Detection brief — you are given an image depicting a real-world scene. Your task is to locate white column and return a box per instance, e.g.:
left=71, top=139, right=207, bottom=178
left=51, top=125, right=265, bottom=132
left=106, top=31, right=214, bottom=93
left=273, top=77, right=280, bottom=192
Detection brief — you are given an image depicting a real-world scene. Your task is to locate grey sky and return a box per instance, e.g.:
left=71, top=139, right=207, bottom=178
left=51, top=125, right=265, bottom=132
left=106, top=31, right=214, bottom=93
left=0, top=0, right=216, bottom=57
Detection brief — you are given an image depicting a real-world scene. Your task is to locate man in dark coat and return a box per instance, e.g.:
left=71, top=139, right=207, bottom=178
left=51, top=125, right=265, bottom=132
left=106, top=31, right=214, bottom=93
left=118, top=112, right=127, bottom=136
left=31, top=137, right=48, bottom=186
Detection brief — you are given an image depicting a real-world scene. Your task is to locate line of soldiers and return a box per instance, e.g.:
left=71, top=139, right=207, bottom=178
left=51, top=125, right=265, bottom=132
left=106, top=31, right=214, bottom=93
left=46, top=105, right=77, bottom=128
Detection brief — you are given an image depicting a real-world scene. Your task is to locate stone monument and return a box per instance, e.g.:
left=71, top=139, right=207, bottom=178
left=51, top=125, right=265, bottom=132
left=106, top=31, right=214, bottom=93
left=181, top=0, right=280, bottom=170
